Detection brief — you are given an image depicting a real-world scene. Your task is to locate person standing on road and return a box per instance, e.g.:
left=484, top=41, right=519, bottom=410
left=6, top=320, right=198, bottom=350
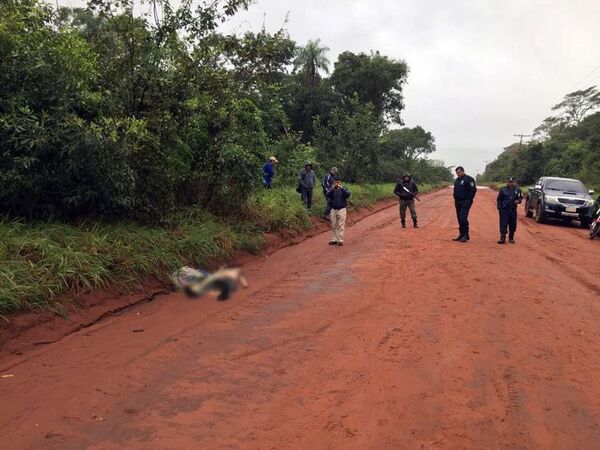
left=394, top=174, right=419, bottom=228
left=496, top=177, right=523, bottom=244
left=262, top=156, right=278, bottom=189
left=298, top=161, right=317, bottom=209
left=322, top=167, right=338, bottom=219
left=326, top=178, right=351, bottom=246
left=452, top=166, right=477, bottom=242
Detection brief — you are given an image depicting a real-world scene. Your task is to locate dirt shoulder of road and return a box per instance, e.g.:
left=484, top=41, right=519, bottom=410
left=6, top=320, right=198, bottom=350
left=2, top=187, right=600, bottom=449
left=0, top=196, right=401, bottom=359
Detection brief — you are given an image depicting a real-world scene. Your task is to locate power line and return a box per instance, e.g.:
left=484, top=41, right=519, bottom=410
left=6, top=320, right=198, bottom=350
left=547, top=62, right=600, bottom=111
left=585, top=70, right=600, bottom=87
left=570, top=62, right=600, bottom=91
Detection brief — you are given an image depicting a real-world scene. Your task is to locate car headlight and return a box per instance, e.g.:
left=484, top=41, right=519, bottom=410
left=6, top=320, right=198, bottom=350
left=586, top=199, right=595, bottom=207
left=544, top=195, right=560, bottom=204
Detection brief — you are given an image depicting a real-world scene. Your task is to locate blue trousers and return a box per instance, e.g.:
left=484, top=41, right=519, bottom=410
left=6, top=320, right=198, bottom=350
left=455, top=199, right=472, bottom=237
left=499, top=209, right=517, bottom=237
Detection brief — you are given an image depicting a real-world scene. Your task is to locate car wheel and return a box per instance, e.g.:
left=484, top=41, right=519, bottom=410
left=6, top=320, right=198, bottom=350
left=535, top=202, right=545, bottom=223
left=524, top=198, right=533, bottom=217
left=590, top=222, right=600, bottom=239
left=580, top=218, right=591, bottom=229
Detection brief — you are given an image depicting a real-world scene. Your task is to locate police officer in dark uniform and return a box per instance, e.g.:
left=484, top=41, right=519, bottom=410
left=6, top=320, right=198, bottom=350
left=496, top=176, right=523, bottom=244
left=452, top=166, right=477, bottom=242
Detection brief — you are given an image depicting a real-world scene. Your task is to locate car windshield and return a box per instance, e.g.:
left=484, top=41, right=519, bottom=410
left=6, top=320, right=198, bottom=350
left=545, top=179, right=586, bottom=193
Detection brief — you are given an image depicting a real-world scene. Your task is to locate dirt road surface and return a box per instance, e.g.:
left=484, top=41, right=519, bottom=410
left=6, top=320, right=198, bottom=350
left=2, top=187, right=600, bottom=449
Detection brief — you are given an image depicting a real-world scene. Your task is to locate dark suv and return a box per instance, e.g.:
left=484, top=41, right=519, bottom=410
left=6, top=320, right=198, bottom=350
left=524, top=177, right=595, bottom=227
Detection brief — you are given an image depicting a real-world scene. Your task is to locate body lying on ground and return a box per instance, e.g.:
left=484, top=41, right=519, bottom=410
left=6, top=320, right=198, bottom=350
left=171, top=266, right=248, bottom=301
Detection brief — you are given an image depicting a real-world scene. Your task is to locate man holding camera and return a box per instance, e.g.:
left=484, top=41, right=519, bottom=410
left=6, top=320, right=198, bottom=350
left=322, top=167, right=338, bottom=219
left=326, top=178, right=351, bottom=246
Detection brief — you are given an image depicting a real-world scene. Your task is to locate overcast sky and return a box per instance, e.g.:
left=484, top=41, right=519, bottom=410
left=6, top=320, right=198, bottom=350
left=225, top=0, right=600, bottom=174
left=62, top=0, right=600, bottom=174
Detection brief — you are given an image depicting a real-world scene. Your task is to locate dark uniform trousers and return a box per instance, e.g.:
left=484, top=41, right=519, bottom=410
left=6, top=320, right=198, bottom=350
left=455, top=199, right=473, bottom=237
left=499, top=208, right=517, bottom=237
left=301, top=187, right=313, bottom=209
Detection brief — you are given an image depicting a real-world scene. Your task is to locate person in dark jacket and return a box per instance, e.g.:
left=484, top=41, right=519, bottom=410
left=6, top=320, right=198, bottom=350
left=322, top=167, right=338, bottom=218
left=393, top=174, right=419, bottom=228
left=298, top=161, right=317, bottom=209
left=326, top=178, right=351, bottom=246
left=496, top=177, right=523, bottom=244
left=262, top=156, right=278, bottom=189
left=452, top=166, right=477, bottom=242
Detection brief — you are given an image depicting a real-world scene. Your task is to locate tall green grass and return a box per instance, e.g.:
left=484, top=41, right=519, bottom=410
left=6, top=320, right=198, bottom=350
left=0, top=183, right=441, bottom=314
left=246, top=183, right=402, bottom=231
left=0, top=214, right=244, bottom=314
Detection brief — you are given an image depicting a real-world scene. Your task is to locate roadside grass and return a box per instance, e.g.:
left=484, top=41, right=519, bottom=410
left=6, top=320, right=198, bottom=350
left=1, top=182, right=445, bottom=315
left=0, top=213, right=245, bottom=315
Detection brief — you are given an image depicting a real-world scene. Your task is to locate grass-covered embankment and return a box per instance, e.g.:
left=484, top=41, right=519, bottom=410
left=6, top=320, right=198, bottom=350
left=1, top=183, right=443, bottom=315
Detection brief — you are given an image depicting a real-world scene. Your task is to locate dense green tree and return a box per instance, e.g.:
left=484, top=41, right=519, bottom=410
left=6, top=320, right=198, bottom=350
left=377, top=127, right=439, bottom=182
left=0, top=0, right=451, bottom=221
left=481, top=87, right=600, bottom=189
left=380, top=127, right=435, bottom=160
left=283, top=78, right=342, bottom=143
left=551, top=86, right=600, bottom=127
left=330, top=51, right=408, bottom=124
left=314, top=99, right=385, bottom=182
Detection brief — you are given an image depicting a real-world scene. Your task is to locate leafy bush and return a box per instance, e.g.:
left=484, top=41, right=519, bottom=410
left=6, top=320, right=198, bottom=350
left=0, top=182, right=410, bottom=314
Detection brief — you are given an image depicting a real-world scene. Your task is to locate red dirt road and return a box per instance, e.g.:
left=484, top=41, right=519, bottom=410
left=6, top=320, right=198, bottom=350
left=2, top=187, right=600, bottom=449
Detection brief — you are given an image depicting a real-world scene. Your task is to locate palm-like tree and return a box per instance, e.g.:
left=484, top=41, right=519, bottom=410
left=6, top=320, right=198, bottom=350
left=293, top=39, right=330, bottom=86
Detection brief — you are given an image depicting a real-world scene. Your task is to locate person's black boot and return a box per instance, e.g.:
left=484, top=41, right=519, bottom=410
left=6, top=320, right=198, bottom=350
left=452, top=235, right=463, bottom=241
left=413, top=219, right=418, bottom=228
left=497, top=235, right=506, bottom=244
left=509, top=235, right=515, bottom=243
left=401, top=221, right=406, bottom=228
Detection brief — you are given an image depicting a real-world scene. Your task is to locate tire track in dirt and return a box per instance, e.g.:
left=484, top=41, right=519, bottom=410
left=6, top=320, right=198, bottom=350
left=2, top=188, right=600, bottom=449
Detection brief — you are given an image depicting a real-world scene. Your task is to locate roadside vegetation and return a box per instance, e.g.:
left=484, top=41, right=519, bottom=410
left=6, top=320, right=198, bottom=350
left=0, top=183, right=446, bottom=314
left=0, top=0, right=452, bottom=314
left=479, top=87, right=600, bottom=193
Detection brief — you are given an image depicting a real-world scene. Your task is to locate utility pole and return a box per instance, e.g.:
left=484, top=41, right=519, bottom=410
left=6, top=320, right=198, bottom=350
left=514, top=134, right=531, bottom=152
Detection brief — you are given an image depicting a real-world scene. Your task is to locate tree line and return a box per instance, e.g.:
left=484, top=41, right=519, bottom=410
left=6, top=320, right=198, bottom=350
left=479, top=86, right=600, bottom=188
left=0, top=0, right=452, bottom=223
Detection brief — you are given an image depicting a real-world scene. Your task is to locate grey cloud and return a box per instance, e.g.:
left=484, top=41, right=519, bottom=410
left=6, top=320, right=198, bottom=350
left=59, top=0, right=600, bottom=174
left=228, top=0, right=600, bottom=174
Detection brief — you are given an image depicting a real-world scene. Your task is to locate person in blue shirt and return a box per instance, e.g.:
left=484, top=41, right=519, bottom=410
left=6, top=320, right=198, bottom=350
left=262, top=156, right=278, bottom=189
left=452, top=166, right=477, bottom=242
left=496, top=177, right=523, bottom=244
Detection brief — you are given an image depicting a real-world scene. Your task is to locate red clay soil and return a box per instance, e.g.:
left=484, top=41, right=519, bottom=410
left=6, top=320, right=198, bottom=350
left=1, top=187, right=600, bottom=449
left=0, top=198, right=397, bottom=358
